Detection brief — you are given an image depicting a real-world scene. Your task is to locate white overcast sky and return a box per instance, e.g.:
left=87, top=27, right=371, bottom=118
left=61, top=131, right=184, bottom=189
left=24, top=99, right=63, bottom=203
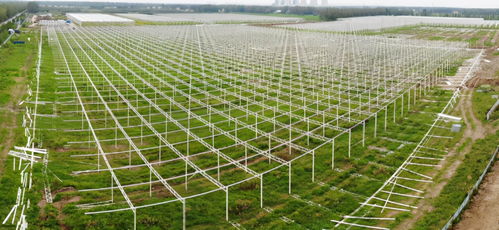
left=35, top=0, right=499, bottom=8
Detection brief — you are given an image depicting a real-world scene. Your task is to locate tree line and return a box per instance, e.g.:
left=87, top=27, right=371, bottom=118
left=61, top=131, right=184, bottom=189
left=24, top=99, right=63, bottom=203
left=36, top=2, right=414, bottom=20
left=0, top=2, right=26, bottom=23
left=35, top=1, right=499, bottom=21
left=415, top=7, right=499, bottom=20
left=318, top=8, right=413, bottom=21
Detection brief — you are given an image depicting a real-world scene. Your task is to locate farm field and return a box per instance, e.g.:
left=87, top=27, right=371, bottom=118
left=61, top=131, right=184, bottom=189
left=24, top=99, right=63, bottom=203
left=0, top=12, right=498, bottom=230
left=117, top=13, right=304, bottom=24
left=280, top=16, right=499, bottom=32
left=377, top=25, right=499, bottom=48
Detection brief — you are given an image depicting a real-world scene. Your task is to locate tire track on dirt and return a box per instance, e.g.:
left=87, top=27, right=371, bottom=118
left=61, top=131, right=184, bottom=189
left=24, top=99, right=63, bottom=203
left=398, top=88, right=497, bottom=230
left=454, top=161, right=499, bottom=230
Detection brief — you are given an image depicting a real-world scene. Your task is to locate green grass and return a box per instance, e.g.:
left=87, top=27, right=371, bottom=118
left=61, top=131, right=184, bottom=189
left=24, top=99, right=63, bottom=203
left=0, top=29, right=37, bottom=148
left=37, top=85, right=459, bottom=229
left=0, top=23, right=492, bottom=230
left=0, top=27, right=42, bottom=229
left=0, top=30, right=36, bottom=106
left=373, top=24, right=498, bottom=48
left=413, top=131, right=499, bottom=230
left=29, top=26, right=475, bottom=229
left=132, top=20, right=199, bottom=26
left=429, top=36, right=445, bottom=41
left=472, top=90, right=498, bottom=122
left=243, top=13, right=321, bottom=22
left=0, top=21, right=15, bottom=44
left=26, top=29, right=452, bottom=229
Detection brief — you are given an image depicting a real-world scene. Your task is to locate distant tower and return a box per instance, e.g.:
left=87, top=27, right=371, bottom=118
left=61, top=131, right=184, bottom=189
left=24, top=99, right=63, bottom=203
left=300, top=0, right=307, bottom=5
left=321, top=0, right=328, bottom=6
left=309, top=0, right=318, bottom=6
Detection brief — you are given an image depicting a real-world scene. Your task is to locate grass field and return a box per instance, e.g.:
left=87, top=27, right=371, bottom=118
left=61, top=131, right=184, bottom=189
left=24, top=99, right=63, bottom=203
left=379, top=25, right=498, bottom=48
left=28, top=24, right=467, bottom=229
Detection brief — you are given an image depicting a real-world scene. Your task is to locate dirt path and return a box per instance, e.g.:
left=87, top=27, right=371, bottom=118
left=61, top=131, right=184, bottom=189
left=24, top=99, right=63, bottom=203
left=37, top=187, right=80, bottom=230
left=0, top=76, right=27, bottom=175
left=397, top=88, right=497, bottom=230
left=452, top=43, right=499, bottom=230
left=0, top=50, right=33, bottom=175
left=453, top=161, right=499, bottom=230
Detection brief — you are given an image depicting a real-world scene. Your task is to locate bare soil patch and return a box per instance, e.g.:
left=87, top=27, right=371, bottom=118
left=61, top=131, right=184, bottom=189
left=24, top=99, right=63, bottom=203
left=453, top=162, right=499, bottom=230
left=38, top=186, right=80, bottom=230
left=0, top=50, right=34, bottom=175
left=0, top=76, right=27, bottom=175
left=397, top=88, right=497, bottom=229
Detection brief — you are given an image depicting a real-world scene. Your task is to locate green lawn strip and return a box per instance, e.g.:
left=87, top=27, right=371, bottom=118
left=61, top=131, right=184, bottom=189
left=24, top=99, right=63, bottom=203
left=0, top=27, right=44, bottom=229
left=412, top=131, right=499, bottom=230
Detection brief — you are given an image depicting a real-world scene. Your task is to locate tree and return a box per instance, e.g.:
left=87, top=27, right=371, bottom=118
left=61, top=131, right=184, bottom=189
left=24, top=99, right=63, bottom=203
left=27, top=2, right=39, bottom=13
left=0, top=8, right=7, bottom=22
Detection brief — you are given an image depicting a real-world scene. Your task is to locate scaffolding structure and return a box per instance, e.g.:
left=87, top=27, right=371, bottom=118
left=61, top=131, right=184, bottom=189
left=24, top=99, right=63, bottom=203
left=37, top=23, right=472, bottom=229
left=332, top=49, right=483, bottom=229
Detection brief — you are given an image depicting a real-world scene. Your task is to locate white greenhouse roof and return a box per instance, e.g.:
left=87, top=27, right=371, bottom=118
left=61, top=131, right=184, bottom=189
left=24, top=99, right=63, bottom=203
left=117, top=13, right=302, bottom=23
left=67, top=13, right=134, bottom=23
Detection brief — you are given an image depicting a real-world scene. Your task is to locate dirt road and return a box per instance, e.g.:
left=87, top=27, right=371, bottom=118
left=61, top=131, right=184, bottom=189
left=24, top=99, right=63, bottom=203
left=453, top=161, right=499, bottom=230
left=395, top=89, right=487, bottom=230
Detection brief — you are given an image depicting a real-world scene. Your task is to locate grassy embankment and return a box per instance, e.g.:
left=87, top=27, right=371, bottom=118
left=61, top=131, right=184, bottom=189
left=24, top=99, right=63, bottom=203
left=0, top=27, right=47, bottom=228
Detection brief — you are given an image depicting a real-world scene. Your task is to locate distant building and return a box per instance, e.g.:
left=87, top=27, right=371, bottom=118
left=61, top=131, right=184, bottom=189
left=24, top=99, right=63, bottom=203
left=274, top=0, right=304, bottom=6
left=321, top=0, right=328, bottom=6
left=309, top=0, right=318, bottom=6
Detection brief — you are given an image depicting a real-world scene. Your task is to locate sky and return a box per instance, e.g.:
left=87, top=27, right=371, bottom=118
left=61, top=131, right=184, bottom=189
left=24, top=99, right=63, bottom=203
left=34, top=0, right=499, bottom=8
